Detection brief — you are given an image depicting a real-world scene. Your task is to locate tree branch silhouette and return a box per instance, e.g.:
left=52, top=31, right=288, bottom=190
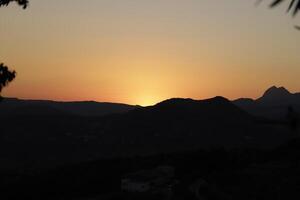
left=0, top=0, right=28, bottom=9
left=0, top=1, right=25, bottom=101
left=269, top=0, right=300, bottom=16
left=264, top=0, right=300, bottom=28
left=1, top=0, right=300, bottom=16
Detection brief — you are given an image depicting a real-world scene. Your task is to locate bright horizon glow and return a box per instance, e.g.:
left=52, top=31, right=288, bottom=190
left=2, top=84, right=297, bottom=107
left=1, top=0, right=300, bottom=106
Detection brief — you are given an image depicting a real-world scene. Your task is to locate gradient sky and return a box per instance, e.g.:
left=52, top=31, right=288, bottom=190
left=1, top=0, right=300, bottom=106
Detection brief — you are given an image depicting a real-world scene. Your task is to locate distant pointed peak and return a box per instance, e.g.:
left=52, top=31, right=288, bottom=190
left=257, top=86, right=292, bottom=102
left=263, top=86, right=291, bottom=97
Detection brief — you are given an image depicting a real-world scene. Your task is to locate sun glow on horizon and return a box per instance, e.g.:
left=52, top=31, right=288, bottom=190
left=134, top=94, right=165, bottom=106
left=1, top=0, right=300, bottom=104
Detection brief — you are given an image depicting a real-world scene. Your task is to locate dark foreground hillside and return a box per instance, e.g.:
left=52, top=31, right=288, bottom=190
left=0, top=94, right=298, bottom=199
left=1, top=139, right=300, bottom=200
left=107, top=96, right=290, bottom=156
left=0, top=96, right=291, bottom=169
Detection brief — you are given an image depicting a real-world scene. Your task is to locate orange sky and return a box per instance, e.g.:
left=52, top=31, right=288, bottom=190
left=1, top=0, right=300, bottom=106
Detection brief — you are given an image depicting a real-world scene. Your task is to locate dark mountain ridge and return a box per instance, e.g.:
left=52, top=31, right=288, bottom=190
left=257, top=86, right=293, bottom=104
left=0, top=90, right=293, bottom=169
left=0, top=88, right=298, bottom=200
left=126, top=96, right=252, bottom=123
left=233, top=86, right=300, bottom=119
left=106, top=96, right=287, bottom=156
left=0, top=97, right=138, bottom=116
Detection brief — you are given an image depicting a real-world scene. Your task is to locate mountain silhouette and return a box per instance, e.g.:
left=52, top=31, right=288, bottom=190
left=127, top=96, right=252, bottom=122
left=0, top=95, right=289, bottom=169
left=0, top=97, right=138, bottom=117
left=257, top=86, right=292, bottom=104
left=233, top=86, right=300, bottom=119
left=105, top=96, right=287, bottom=156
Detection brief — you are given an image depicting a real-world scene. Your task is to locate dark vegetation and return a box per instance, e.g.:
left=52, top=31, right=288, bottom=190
left=0, top=0, right=28, bottom=9
left=2, top=0, right=300, bottom=15
left=0, top=88, right=298, bottom=199
left=269, top=0, right=300, bottom=16
left=0, top=91, right=293, bottom=169
left=0, top=63, right=16, bottom=101
left=1, top=139, right=300, bottom=200
left=255, top=0, right=300, bottom=29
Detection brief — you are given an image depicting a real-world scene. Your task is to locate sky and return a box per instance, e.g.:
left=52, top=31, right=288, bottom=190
left=1, top=0, right=300, bottom=106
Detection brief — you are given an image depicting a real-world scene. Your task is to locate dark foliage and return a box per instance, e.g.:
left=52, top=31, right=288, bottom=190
left=2, top=140, right=300, bottom=199
left=269, top=0, right=300, bottom=29
left=270, top=0, right=300, bottom=16
left=0, top=63, right=16, bottom=100
left=0, top=0, right=28, bottom=9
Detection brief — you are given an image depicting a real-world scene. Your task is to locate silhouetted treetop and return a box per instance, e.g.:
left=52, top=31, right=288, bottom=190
left=0, top=0, right=28, bottom=9
left=0, top=63, right=16, bottom=95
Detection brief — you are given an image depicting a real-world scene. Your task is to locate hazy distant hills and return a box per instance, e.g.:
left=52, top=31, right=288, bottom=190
left=233, top=86, right=300, bottom=119
left=0, top=97, right=138, bottom=117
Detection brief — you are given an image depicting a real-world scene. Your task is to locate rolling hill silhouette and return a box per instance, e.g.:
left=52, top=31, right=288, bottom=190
left=106, top=96, right=287, bottom=156
left=0, top=90, right=293, bottom=169
left=0, top=97, right=138, bottom=116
